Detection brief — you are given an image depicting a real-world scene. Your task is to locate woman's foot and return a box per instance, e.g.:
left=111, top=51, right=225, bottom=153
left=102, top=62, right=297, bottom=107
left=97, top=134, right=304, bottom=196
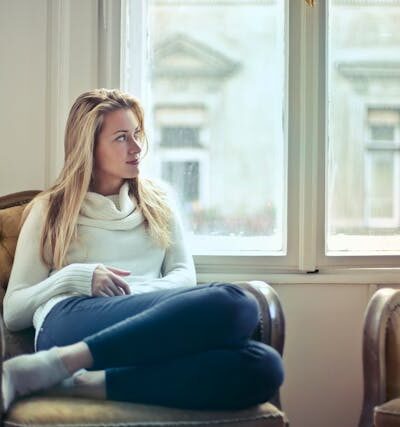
left=2, top=347, right=71, bottom=411
left=46, top=369, right=106, bottom=400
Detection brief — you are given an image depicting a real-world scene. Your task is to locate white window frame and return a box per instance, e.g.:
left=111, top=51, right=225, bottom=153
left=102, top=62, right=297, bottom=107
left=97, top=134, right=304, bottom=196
left=98, top=0, right=400, bottom=283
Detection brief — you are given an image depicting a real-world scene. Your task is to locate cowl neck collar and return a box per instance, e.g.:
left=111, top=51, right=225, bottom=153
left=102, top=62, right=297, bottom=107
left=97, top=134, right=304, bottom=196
left=77, top=182, right=144, bottom=230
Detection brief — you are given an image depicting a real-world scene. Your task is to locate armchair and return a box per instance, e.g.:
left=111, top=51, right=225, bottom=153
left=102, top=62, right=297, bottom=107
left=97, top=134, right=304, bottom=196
left=0, top=190, right=289, bottom=427
left=359, top=288, right=400, bottom=427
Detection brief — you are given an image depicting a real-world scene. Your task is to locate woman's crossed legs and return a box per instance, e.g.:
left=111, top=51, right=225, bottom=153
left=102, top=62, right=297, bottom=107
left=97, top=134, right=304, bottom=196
left=3, top=283, right=284, bottom=410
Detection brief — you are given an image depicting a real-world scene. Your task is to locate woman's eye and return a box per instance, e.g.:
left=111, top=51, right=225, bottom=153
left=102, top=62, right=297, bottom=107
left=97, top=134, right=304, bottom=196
left=116, top=134, right=127, bottom=142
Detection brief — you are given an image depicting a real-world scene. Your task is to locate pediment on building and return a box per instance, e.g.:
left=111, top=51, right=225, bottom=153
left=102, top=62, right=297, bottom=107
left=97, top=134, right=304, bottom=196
left=337, top=61, right=400, bottom=79
left=337, top=60, right=400, bottom=94
left=153, top=33, right=239, bottom=79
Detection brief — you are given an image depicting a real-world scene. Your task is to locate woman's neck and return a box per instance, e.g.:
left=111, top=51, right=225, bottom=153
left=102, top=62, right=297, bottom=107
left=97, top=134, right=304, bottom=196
left=89, top=179, right=124, bottom=196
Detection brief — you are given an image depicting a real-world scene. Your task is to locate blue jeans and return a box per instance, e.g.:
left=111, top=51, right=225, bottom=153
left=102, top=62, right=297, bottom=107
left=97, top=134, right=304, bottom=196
left=37, top=283, right=284, bottom=410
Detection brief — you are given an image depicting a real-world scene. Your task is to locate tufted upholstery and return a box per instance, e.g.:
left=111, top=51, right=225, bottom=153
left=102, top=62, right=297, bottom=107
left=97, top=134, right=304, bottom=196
left=359, top=288, right=400, bottom=427
left=0, top=191, right=41, bottom=297
left=0, top=190, right=289, bottom=427
left=0, top=204, right=26, bottom=306
left=0, top=193, right=40, bottom=359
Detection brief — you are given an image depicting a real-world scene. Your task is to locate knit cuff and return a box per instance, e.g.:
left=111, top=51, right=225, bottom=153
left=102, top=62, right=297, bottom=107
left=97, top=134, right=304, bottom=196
left=52, top=262, right=103, bottom=296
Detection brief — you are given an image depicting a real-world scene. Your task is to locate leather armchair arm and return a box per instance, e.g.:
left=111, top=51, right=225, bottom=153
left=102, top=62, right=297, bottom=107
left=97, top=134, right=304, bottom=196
left=359, top=288, right=400, bottom=427
left=233, top=281, right=285, bottom=409
left=233, top=281, right=285, bottom=356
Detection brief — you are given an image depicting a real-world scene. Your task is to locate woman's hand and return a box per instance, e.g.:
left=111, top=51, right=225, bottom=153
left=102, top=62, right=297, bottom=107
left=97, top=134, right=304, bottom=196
left=92, top=265, right=132, bottom=297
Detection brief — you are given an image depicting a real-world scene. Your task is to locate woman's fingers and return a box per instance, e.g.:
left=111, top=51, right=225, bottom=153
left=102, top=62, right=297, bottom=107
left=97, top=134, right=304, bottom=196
left=106, top=281, right=124, bottom=296
left=92, top=265, right=131, bottom=297
left=99, top=290, right=111, bottom=297
left=110, top=273, right=131, bottom=295
left=98, top=284, right=120, bottom=297
left=105, top=266, right=131, bottom=276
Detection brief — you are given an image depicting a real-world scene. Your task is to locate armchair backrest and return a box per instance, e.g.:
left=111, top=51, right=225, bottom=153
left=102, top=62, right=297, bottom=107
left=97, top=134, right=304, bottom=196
left=359, top=287, right=400, bottom=427
left=0, top=190, right=41, bottom=358
left=385, top=303, right=400, bottom=401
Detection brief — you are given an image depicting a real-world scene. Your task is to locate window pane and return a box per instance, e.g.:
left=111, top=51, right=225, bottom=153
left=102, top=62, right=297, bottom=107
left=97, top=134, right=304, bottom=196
left=366, top=152, right=394, bottom=219
left=162, top=161, right=200, bottom=203
left=137, top=0, right=286, bottom=254
left=370, top=125, right=395, bottom=141
left=161, top=127, right=201, bottom=148
left=326, top=0, right=400, bottom=255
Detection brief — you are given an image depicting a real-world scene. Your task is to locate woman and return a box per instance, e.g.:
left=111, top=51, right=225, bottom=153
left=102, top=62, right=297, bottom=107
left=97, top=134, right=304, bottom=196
left=2, top=88, right=284, bottom=412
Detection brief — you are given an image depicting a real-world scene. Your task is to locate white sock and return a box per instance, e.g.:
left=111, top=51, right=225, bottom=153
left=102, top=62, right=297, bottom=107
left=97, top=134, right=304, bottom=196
left=2, top=347, right=71, bottom=411
left=44, top=369, right=106, bottom=400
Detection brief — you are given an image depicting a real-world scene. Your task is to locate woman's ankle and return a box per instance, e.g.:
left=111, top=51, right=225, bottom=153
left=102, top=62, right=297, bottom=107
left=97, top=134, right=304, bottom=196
left=57, top=342, right=94, bottom=374
left=72, top=370, right=106, bottom=399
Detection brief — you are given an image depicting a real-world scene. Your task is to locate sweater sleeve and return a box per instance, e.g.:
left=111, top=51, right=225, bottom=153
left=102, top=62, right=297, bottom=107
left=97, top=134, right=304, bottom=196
left=3, top=199, right=101, bottom=332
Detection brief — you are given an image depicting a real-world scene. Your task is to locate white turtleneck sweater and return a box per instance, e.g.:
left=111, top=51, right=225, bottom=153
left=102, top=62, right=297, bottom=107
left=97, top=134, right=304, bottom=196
left=3, top=182, right=196, bottom=348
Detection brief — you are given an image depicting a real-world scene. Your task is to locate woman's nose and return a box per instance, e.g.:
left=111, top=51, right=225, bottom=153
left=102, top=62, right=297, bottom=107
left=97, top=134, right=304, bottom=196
left=128, top=136, right=141, bottom=153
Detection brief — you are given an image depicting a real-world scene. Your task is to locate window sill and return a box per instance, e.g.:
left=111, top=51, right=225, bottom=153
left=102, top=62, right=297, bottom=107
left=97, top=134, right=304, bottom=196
left=196, top=266, right=400, bottom=285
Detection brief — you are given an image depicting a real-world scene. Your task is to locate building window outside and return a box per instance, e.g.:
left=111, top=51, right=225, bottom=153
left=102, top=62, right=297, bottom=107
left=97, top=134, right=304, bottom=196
left=159, top=125, right=203, bottom=212
left=162, top=160, right=200, bottom=202
left=365, top=108, right=400, bottom=228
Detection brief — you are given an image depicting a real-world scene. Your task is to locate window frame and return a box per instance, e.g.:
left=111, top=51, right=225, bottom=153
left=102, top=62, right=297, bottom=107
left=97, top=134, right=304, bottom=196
left=108, top=0, right=400, bottom=281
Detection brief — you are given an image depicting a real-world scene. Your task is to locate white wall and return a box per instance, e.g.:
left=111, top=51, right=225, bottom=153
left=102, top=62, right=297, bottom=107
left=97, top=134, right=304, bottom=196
left=276, top=283, right=371, bottom=427
left=0, top=0, right=99, bottom=195
left=0, top=1, right=375, bottom=426
left=0, top=0, right=47, bottom=194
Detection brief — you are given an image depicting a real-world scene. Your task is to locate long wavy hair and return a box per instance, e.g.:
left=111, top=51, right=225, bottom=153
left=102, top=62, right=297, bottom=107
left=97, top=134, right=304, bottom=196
left=21, top=88, right=172, bottom=270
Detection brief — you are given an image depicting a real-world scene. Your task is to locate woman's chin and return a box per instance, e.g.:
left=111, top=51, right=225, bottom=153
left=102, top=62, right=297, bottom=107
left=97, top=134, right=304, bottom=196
left=124, top=171, right=139, bottom=179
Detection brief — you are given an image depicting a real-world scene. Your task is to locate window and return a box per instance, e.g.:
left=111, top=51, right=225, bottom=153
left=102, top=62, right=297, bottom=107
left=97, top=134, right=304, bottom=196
left=120, top=0, right=400, bottom=273
left=326, top=0, right=400, bottom=257
left=123, top=0, right=286, bottom=256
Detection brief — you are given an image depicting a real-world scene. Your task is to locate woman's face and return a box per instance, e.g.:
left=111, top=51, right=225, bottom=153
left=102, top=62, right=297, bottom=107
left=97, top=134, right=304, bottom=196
left=92, top=108, right=142, bottom=195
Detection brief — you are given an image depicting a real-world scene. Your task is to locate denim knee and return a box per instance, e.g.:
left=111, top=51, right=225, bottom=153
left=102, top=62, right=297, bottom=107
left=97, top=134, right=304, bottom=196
left=207, top=283, right=260, bottom=340
left=241, top=341, right=284, bottom=403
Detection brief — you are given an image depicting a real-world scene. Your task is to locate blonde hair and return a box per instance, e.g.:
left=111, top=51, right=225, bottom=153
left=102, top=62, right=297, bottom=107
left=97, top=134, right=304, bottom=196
left=22, top=88, right=172, bottom=270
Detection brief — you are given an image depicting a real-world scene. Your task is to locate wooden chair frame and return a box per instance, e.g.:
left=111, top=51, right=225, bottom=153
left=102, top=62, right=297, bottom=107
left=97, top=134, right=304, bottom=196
left=359, top=288, right=400, bottom=427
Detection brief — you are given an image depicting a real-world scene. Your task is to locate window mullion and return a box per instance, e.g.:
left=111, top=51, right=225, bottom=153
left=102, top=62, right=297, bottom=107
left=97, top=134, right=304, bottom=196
left=290, top=0, right=322, bottom=273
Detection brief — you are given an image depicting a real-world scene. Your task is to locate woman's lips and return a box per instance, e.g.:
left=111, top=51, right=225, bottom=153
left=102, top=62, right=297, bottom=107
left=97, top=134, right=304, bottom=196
left=126, top=159, right=139, bottom=165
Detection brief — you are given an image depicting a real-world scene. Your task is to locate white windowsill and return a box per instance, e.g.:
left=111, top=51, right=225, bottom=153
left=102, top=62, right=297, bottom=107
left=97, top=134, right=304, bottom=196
left=196, top=265, right=400, bottom=285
